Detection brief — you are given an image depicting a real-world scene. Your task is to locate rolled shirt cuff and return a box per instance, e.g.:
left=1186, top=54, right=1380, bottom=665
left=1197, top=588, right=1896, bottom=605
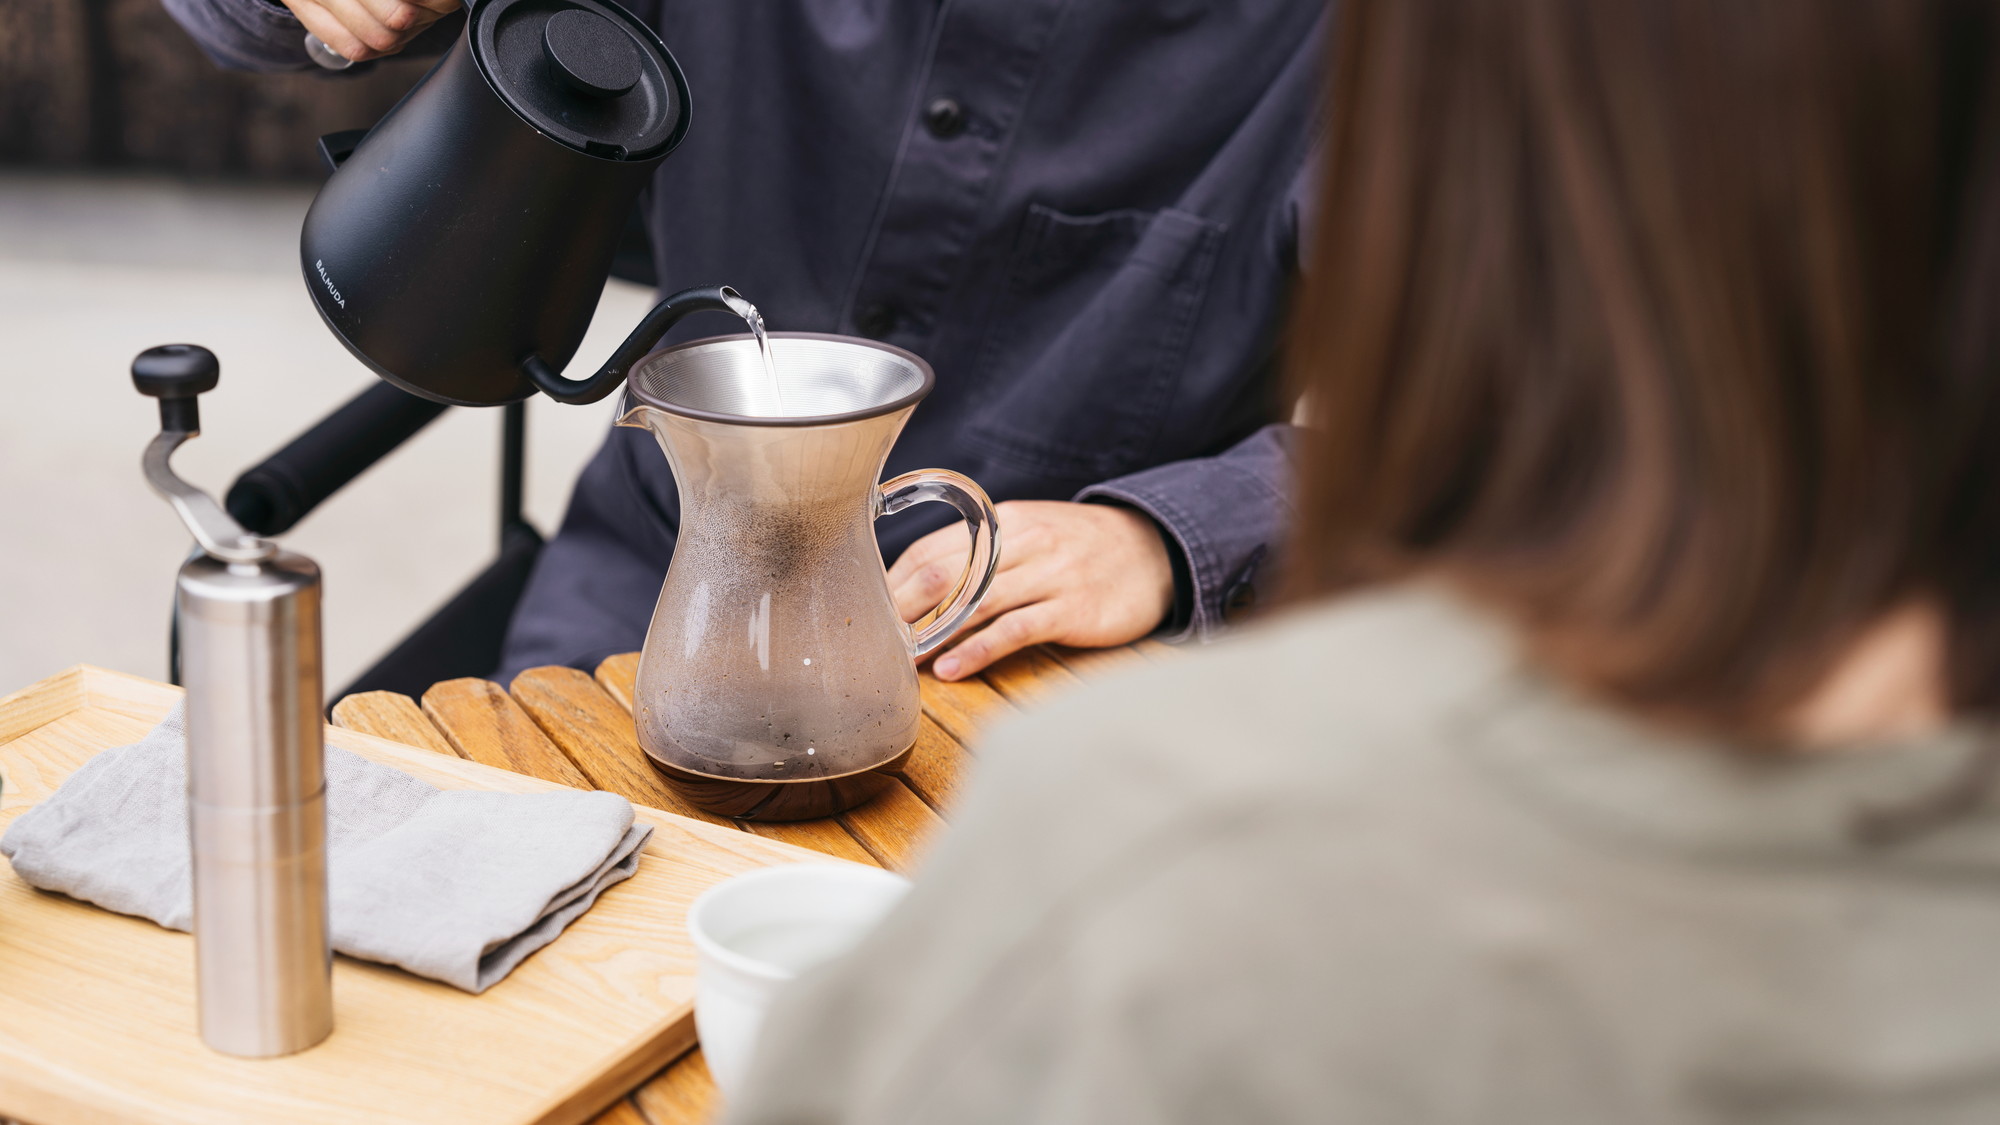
left=161, top=0, right=318, bottom=72
left=1075, top=451, right=1289, bottom=644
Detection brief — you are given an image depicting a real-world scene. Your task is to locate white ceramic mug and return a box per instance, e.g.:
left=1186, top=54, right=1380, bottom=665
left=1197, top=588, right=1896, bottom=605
left=687, top=862, right=911, bottom=1100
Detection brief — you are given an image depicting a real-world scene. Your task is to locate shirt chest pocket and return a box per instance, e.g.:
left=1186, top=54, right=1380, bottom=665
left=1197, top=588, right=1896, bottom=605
left=966, top=204, right=1226, bottom=482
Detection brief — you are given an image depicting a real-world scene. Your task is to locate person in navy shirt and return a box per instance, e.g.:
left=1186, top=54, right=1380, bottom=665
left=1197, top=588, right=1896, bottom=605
left=164, top=0, right=1325, bottom=681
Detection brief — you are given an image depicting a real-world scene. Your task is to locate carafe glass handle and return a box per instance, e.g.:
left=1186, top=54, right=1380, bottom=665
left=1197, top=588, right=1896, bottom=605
left=878, top=470, right=1000, bottom=659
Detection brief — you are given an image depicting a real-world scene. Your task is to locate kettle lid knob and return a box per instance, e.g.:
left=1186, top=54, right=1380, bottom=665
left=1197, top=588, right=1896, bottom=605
left=543, top=9, right=641, bottom=98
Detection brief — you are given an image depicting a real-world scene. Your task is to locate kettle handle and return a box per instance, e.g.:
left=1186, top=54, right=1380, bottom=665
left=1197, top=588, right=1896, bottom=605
left=878, top=470, right=1001, bottom=659
left=523, top=284, right=745, bottom=405
left=315, top=129, right=370, bottom=176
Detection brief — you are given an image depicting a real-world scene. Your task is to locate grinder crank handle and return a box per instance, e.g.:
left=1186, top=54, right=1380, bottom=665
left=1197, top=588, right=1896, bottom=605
left=878, top=470, right=1001, bottom=659
left=131, top=345, right=271, bottom=564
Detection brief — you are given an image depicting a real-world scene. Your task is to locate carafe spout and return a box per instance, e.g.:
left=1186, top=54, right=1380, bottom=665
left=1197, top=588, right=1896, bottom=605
left=615, top=402, right=662, bottom=429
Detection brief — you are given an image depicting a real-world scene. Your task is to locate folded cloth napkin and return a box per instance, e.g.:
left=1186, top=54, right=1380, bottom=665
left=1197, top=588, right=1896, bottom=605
left=0, top=701, right=653, bottom=993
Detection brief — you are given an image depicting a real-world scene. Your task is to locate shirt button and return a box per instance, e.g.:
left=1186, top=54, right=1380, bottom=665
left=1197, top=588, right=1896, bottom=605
left=856, top=301, right=900, bottom=339
left=1220, top=545, right=1268, bottom=625
left=924, top=97, right=967, bottom=139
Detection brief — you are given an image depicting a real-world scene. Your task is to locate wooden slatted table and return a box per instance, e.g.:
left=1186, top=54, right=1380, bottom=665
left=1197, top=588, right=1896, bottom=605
left=328, top=640, right=1174, bottom=1125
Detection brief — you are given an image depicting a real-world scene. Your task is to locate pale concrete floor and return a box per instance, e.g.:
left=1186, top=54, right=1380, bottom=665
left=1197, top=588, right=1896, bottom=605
left=0, top=171, right=658, bottom=694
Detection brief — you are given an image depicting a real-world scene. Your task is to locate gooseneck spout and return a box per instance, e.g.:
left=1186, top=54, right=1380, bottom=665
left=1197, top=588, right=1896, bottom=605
left=522, top=284, right=747, bottom=404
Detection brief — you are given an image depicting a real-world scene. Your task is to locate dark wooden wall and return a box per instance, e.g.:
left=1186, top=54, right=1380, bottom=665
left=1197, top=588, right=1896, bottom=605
left=0, top=0, right=435, bottom=180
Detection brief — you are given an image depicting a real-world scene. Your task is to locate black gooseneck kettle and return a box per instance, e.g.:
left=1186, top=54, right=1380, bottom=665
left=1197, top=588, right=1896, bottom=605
left=301, top=0, right=738, bottom=406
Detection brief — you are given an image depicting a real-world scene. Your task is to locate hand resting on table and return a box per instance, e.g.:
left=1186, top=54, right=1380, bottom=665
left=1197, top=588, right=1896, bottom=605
left=889, top=499, right=1175, bottom=682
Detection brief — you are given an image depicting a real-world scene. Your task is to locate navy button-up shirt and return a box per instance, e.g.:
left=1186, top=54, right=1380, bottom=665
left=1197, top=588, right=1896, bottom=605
left=165, top=0, right=1326, bottom=676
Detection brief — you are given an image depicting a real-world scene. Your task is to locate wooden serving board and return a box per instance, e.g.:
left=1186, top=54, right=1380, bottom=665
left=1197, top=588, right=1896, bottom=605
left=0, top=666, right=836, bottom=1125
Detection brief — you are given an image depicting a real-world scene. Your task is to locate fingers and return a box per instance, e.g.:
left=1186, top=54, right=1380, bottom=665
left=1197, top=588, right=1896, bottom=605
left=893, top=519, right=1037, bottom=624
left=892, top=553, right=967, bottom=623
left=945, top=555, right=1055, bottom=637
left=890, top=499, right=1034, bottom=593
left=933, top=602, right=1062, bottom=681
left=892, top=502, right=1062, bottom=625
left=922, top=501, right=1178, bottom=679
left=887, top=524, right=969, bottom=620
left=286, top=0, right=439, bottom=60
left=287, top=0, right=375, bottom=61
left=925, top=561, right=1061, bottom=677
left=899, top=519, right=1062, bottom=639
left=346, top=0, right=435, bottom=36
left=887, top=522, right=965, bottom=586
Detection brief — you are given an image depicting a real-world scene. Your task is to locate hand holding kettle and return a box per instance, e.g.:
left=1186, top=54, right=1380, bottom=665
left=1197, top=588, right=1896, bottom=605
left=283, top=0, right=459, bottom=66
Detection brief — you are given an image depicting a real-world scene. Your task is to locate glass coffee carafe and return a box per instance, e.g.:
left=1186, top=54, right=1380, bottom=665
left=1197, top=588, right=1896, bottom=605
left=619, top=333, right=998, bottom=820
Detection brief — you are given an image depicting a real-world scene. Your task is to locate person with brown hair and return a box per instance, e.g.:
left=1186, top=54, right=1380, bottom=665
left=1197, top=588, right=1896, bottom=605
left=722, top=0, right=2000, bottom=1121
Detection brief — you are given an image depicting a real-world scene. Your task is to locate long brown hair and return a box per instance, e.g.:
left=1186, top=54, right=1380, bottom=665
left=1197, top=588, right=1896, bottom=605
left=1288, top=0, right=2000, bottom=732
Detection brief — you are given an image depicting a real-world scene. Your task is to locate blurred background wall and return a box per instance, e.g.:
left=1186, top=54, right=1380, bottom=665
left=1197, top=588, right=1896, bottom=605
left=0, top=0, right=651, bottom=694
left=0, top=0, right=432, bottom=177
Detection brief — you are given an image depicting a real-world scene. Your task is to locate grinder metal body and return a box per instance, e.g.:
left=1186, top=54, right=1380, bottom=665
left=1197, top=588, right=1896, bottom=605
left=134, top=344, right=334, bottom=1058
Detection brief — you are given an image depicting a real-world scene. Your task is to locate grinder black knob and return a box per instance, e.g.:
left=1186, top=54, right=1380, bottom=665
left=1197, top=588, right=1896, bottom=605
left=133, top=344, right=220, bottom=434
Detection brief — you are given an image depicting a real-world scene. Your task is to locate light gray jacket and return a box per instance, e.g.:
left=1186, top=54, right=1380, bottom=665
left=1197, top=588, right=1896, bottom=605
left=730, top=588, right=2000, bottom=1125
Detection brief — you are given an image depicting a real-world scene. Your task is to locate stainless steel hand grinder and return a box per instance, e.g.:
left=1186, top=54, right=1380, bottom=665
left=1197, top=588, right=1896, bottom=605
left=132, top=344, right=334, bottom=1058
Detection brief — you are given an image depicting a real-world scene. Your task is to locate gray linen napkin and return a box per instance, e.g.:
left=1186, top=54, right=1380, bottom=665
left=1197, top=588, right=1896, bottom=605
left=0, top=702, right=653, bottom=993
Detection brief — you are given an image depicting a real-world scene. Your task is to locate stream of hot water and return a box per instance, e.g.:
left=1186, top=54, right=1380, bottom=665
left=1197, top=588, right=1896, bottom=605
left=736, top=301, right=786, bottom=414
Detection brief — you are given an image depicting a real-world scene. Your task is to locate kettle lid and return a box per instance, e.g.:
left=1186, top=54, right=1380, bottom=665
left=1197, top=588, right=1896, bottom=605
left=471, top=0, right=688, bottom=161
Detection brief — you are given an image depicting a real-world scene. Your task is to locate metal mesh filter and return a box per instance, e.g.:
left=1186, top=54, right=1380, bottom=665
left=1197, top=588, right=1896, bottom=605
left=626, top=332, right=931, bottom=422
